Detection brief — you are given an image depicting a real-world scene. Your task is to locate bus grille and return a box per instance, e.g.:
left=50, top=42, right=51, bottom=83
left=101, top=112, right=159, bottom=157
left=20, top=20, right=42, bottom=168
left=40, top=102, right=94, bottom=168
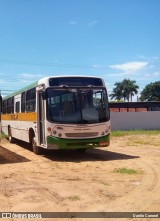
left=65, top=132, right=98, bottom=138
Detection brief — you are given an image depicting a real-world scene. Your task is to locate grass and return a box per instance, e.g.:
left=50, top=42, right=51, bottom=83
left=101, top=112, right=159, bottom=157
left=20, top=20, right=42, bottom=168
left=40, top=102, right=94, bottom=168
left=0, top=132, right=8, bottom=139
left=127, top=137, right=160, bottom=147
left=113, top=168, right=143, bottom=175
left=111, top=130, right=160, bottom=137
left=67, top=195, right=81, bottom=201
left=111, top=130, right=160, bottom=147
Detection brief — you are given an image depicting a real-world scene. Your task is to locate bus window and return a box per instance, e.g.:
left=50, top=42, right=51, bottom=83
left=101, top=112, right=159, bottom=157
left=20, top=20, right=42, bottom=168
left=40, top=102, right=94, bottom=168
left=26, top=88, right=36, bottom=112
left=7, top=97, right=14, bottom=114
left=62, top=93, right=73, bottom=102
left=16, top=101, right=20, bottom=113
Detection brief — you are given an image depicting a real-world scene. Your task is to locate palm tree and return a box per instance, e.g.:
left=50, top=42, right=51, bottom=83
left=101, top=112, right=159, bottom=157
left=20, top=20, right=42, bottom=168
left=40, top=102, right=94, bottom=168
left=122, top=79, right=139, bottom=102
left=110, top=79, right=139, bottom=102
left=110, top=82, right=123, bottom=101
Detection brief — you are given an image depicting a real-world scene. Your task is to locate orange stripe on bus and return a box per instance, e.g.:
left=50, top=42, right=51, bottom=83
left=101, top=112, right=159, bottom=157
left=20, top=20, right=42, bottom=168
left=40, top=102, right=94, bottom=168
left=2, top=112, right=37, bottom=121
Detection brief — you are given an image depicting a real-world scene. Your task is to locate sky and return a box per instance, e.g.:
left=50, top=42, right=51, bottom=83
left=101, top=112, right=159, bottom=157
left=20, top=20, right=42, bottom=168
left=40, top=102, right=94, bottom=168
left=0, top=0, right=160, bottom=100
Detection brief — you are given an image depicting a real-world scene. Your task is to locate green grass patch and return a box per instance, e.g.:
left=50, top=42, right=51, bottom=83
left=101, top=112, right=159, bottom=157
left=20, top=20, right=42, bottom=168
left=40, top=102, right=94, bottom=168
left=67, top=195, right=81, bottom=201
left=127, top=138, right=160, bottom=146
left=111, top=130, right=160, bottom=137
left=114, top=168, right=142, bottom=175
left=0, top=132, right=8, bottom=139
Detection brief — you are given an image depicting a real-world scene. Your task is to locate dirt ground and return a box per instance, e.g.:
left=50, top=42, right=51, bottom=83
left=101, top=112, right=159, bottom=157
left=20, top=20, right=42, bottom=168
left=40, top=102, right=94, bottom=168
left=0, top=133, right=160, bottom=221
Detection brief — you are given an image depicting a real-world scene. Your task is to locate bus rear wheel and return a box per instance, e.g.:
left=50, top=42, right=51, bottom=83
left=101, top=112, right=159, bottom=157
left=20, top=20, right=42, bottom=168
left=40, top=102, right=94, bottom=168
left=8, top=127, right=15, bottom=143
left=31, top=136, right=41, bottom=155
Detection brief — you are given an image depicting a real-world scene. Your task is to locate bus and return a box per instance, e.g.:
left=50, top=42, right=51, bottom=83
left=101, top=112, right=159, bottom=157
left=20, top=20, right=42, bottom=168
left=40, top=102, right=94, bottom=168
left=1, top=76, right=110, bottom=154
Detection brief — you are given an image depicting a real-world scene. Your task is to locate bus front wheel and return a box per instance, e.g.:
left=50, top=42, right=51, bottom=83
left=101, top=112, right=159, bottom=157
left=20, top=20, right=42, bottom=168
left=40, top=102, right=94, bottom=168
left=31, top=137, right=41, bottom=155
left=76, top=148, right=87, bottom=153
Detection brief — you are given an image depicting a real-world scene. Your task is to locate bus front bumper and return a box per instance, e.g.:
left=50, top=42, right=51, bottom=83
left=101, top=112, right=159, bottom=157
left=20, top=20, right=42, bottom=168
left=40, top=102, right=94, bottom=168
left=46, top=134, right=110, bottom=150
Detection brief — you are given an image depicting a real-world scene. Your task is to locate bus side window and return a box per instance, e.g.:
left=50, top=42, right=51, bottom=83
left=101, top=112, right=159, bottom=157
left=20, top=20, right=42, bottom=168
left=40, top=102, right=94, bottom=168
left=7, top=97, right=14, bottom=114
left=16, top=101, right=20, bottom=113
left=26, top=88, right=36, bottom=112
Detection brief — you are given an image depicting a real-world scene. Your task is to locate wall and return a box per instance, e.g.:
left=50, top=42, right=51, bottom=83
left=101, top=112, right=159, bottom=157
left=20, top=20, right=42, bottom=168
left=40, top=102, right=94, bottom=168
left=110, top=111, right=160, bottom=130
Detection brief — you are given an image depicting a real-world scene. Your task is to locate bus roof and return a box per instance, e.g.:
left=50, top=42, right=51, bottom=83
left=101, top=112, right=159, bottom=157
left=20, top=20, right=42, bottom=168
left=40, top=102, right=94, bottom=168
left=3, top=75, right=105, bottom=100
left=3, top=81, right=38, bottom=100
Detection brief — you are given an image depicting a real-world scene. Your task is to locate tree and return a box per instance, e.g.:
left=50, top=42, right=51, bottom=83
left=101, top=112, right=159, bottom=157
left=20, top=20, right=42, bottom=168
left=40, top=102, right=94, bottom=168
left=110, top=79, right=139, bottom=102
left=122, top=79, right=139, bottom=102
left=140, top=81, right=160, bottom=101
left=109, top=82, right=123, bottom=101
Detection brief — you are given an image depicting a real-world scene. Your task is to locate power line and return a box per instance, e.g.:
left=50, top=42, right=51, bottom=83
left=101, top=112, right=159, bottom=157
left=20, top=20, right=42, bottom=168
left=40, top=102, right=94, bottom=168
left=0, top=57, right=160, bottom=70
left=0, top=58, right=110, bottom=70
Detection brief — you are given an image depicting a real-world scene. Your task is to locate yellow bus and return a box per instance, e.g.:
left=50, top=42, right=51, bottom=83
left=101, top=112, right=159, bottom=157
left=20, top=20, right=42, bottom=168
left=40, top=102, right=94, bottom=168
left=2, top=76, right=110, bottom=154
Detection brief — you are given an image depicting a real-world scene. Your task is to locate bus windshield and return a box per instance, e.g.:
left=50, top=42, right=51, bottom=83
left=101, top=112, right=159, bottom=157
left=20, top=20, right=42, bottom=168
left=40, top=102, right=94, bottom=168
left=46, top=87, right=110, bottom=124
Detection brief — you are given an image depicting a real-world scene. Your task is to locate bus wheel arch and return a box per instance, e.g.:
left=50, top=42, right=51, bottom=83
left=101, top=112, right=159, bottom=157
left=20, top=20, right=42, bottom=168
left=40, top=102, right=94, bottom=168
left=8, top=126, right=15, bottom=143
left=29, top=128, right=41, bottom=155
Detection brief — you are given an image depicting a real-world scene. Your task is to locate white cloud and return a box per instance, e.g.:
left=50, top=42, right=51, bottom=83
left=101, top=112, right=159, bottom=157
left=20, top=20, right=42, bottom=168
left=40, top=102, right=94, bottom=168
left=153, top=71, right=160, bottom=76
left=0, top=79, right=6, bottom=83
left=20, top=79, right=34, bottom=83
left=69, top=20, right=99, bottom=27
left=110, top=61, right=148, bottom=73
left=21, top=73, right=35, bottom=78
left=92, top=64, right=104, bottom=69
left=137, top=54, right=160, bottom=61
left=92, top=64, right=100, bottom=68
left=88, top=20, right=99, bottom=27
left=108, top=72, right=129, bottom=77
left=143, top=72, right=160, bottom=78
left=20, top=73, right=43, bottom=78
left=19, top=73, right=43, bottom=83
left=137, top=55, right=148, bottom=59
left=144, top=73, right=150, bottom=78
left=69, top=21, right=77, bottom=25
left=0, top=73, right=8, bottom=83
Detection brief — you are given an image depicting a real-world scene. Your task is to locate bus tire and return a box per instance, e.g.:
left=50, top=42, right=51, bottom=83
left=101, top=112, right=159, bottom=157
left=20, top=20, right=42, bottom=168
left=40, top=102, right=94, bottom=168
left=76, top=148, right=87, bottom=153
left=8, top=127, right=15, bottom=143
left=31, top=136, right=41, bottom=155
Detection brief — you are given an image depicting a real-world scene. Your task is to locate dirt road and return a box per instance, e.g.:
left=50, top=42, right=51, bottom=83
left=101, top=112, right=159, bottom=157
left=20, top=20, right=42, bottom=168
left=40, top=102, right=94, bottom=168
left=0, top=133, right=160, bottom=220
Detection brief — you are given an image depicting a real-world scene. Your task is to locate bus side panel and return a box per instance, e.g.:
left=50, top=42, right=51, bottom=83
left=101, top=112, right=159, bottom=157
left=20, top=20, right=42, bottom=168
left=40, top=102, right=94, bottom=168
left=13, top=120, right=22, bottom=140
left=1, top=120, right=22, bottom=141
left=21, top=121, right=37, bottom=143
left=2, top=121, right=8, bottom=136
left=2, top=113, right=37, bottom=142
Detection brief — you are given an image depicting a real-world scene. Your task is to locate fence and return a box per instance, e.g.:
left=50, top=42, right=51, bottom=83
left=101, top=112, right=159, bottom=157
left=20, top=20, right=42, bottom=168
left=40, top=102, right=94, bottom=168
left=109, top=102, right=160, bottom=130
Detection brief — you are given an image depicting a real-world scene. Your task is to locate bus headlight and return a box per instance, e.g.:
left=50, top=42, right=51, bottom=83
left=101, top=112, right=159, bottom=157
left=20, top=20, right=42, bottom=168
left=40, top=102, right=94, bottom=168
left=58, top=133, right=62, bottom=137
left=53, top=130, right=57, bottom=134
left=47, top=127, right=52, bottom=132
left=47, top=127, right=52, bottom=135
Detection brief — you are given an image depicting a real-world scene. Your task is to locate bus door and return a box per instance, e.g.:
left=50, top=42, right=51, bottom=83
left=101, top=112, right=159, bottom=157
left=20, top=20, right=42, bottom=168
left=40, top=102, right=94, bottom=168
left=37, top=91, right=46, bottom=146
